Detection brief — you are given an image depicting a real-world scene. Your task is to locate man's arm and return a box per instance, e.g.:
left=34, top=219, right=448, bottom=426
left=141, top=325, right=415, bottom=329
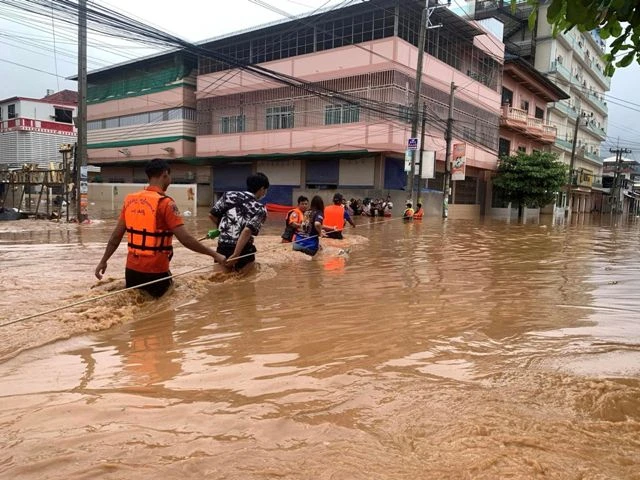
left=95, top=219, right=126, bottom=280
left=226, top=227, right=252, bottom=266
left=208, top=213, right=220, bottom=227
left=344, top=210, right=356, bottom=228
left=173, top=225, right=225, bottom=264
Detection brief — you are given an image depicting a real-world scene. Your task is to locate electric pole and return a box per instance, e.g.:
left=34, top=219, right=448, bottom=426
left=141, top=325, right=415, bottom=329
left=566, top=109, right=581, bottom=216
left=409, top=0, right=445, bottom=207
left=77, top=0, right=88, bottom=222
left=408, top=4, right=429, bottom=207
left=609, top=147, right=632, bottom=214
left=443, top=81, right=456, bottom=218
left=418, top=101, right=427, bottom=195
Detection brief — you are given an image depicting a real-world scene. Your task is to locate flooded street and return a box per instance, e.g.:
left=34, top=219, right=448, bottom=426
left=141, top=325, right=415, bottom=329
left=1, top=212, right=639, bottom=479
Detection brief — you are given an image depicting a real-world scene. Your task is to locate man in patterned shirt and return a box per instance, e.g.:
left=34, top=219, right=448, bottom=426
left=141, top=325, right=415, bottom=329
left=208, top=172, right=270, bottom=272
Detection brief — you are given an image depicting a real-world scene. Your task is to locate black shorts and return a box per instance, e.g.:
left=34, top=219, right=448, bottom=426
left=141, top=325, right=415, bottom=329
left=217, top=242, right=257, bottom=271
left=125, top=268, right=172, bottom=298
left=325, top=230, right=343, bottom=240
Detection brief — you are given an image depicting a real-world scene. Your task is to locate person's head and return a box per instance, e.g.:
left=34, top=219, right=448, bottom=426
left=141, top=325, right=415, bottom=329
left=417, top=202, right=422, bottom=209
left=406, top=202, right=412, bottom=208
left=145, top=159, right=171, bottom=191
left=297, top=195, right=309, bottom=212
left=247, top=172, right=270, bottom=199
left=333, top=192, right=343, bottom=205
left=310, top=195, right=324, bottom=212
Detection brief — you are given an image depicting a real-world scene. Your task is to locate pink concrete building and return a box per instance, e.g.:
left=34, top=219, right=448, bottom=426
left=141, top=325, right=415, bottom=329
left=85, top=1, right=504, bottom=215
left=498, top=55, right=568, bottom=158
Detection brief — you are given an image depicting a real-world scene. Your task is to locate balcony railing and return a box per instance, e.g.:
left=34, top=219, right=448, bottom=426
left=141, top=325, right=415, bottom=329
left=503, top=106, right=528, bottom=123
left=551, top=101, right=578, bottom=118
left=550, top=60, right=571, bottom=81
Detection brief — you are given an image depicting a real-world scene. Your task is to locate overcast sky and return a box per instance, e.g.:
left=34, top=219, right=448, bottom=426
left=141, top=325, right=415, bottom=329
left=0, top=0, right=638, bottom=159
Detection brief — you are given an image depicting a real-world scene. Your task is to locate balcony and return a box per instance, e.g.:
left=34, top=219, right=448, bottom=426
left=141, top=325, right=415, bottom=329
left=550, top=100, right=578, bottom=119
left=500, top=106, right=528, bottom=132
left=501, top=107, right=557, bottom=143
left=549, top=60, right=571, bottom=83
left=584, top=90, right=608, bottom=115
left=555, top=138, right=573, bottom=152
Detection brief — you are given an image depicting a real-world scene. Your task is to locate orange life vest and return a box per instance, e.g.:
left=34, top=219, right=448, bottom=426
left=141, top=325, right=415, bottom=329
left=323, top=204, right=345, bottom=231
left=403, top=207, right=414, bottom=219
left=287, top=207, right=303, bottom=226
left=123, top=190, right=174, bottom=257
left=414, top=208, right=424, bottom=219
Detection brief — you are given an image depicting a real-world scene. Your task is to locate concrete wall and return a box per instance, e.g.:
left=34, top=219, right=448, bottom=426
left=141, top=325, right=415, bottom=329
left=88, top=183, right=198, bottom=214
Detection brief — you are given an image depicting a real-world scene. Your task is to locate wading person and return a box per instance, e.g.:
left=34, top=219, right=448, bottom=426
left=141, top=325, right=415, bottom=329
left=209, top=172, right=269, bottom=272
left=323, top=193, right=355, bottom=239
left=94, top=159, right=225, bottom=298
left=292, top=195, right=324, bottom=256
left=403, top=201, right=415, bottom=220
left=281, top=195, right=309, bottom=243
left=414, top=202, right=424, bottom=220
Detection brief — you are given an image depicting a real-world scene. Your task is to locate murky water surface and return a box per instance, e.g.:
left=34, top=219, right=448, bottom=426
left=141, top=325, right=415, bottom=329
left=1, top=211, right=639, bottom=479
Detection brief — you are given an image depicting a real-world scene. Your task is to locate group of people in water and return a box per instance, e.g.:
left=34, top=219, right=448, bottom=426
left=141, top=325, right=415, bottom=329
left=94, top=158, right=425, bottom=299
left=344, top=195, right=423, bottom=220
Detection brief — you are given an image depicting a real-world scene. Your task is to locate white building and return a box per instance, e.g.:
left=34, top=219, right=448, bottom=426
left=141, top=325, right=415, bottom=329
left=0, top=90, right=77, bottom=167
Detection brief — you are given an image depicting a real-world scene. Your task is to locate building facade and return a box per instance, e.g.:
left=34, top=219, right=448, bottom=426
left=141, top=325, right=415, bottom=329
left=0, top=90, right=77, bottom=167
left=86, top=0, right=504, bottom=215
left=473, top=0, right=610, bottom=213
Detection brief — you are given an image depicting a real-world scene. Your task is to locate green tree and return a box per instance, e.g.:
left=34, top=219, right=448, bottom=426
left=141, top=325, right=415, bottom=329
left=493, top=151, right=568, bottom=218
left=520, top=0, right=640, bottom=75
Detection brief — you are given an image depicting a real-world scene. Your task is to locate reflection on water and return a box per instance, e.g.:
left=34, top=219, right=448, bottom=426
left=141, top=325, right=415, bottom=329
left=1, top=213, right=639, bottom=478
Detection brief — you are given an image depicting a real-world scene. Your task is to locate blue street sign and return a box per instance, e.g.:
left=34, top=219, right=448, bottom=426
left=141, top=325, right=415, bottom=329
left=407, top=138, right=418, bottom=150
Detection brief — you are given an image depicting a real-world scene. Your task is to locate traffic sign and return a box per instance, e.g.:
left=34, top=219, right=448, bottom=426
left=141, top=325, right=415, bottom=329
left=407, top=137, right=418, bottom=150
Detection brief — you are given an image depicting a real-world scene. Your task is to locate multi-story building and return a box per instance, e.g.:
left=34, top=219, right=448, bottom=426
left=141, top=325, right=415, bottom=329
left=498, top=54, right=568, bottom=156
left=473, top=0, right=610, bottom=213
left=85, top=0, right=504, bottom=216
left=81, top=51, right=206, bottom=198
left=0, top=90, right=77, bottom=167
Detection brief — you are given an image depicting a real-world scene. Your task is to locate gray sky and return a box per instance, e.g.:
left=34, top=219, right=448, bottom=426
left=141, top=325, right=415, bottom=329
left=1, top=0, right=638, bottom=158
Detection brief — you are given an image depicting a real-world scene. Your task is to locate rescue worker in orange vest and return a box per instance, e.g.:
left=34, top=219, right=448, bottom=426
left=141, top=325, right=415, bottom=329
left=413, top=202, right=424, bottom=219
left=323, top=192, right=356, bottom=239
left=403, top=201, right=415, bottom=220
left=281, top=195, right=309, bottom=243
left=95, top=159, right=226, bottom=298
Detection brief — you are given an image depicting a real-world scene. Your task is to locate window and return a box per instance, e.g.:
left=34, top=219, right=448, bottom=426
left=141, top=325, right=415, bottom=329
left=54, top=107, right=73, bottom=123
left=518, top=145, right=527, bottom=153
left=220, top=114, right=246, bottom=134
left=8, top=104, right=16, bottom=119
left=324, top=104, right=360, bottom=125
left=535, top=107, right=544, bottom=120
left=266, top=105, right=294, bottom=130
left=501, top=87, right=513, bottom=106
left=520, top=100, right=529, bottom=113
left=498, top=138, right=511, bottom=157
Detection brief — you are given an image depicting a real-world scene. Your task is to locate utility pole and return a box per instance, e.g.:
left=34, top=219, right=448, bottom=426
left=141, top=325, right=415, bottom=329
left=566, top=109, right=581, bottom=216
left=76, top=0, right=88, bottom=222
left=409, top=0, right=445, bottom=207
left=609, top=147, right=632, bottom=214
left=418, top=101, right=427, bottom=195
left=443, top=81, right=456, bottom=218
left=408, top=4, right=429, bottom=207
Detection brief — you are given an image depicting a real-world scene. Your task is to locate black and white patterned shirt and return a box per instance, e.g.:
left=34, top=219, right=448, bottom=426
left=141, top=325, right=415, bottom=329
left=210, top=191, right=267, bottom=247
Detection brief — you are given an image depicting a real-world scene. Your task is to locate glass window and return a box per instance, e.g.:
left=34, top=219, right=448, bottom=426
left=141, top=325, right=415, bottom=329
left=54, top=108, right=73, bottom=123
left=8, top=104, right=16, bottom=119
left=498, top=138, right=511, bottom=157
left=220, top=114, right=245, bottom=133
left=266, top=105, right=294, bottom=130
left=325, top=104, right=360, bottom=125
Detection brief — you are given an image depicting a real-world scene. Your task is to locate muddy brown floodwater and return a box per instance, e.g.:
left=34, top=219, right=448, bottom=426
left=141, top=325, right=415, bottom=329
left=0, top=210, right=639, bottom=479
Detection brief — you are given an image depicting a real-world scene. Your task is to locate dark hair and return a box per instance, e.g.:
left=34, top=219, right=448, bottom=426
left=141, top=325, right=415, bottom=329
left=145, top=159, right=170, bottom=179
left=417, top=202, right=422, bottom=208
left=297, top=195, right=309, bottom=204
left=332, top=192, right=343, bottom=204
left=246, top=172, right=270, bottom=194
left=310, top=195, right=324, bottom=212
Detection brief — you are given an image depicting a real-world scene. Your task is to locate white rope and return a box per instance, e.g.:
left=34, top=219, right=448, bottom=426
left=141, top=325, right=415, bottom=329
left=1, top=214, right=410, bottom=328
